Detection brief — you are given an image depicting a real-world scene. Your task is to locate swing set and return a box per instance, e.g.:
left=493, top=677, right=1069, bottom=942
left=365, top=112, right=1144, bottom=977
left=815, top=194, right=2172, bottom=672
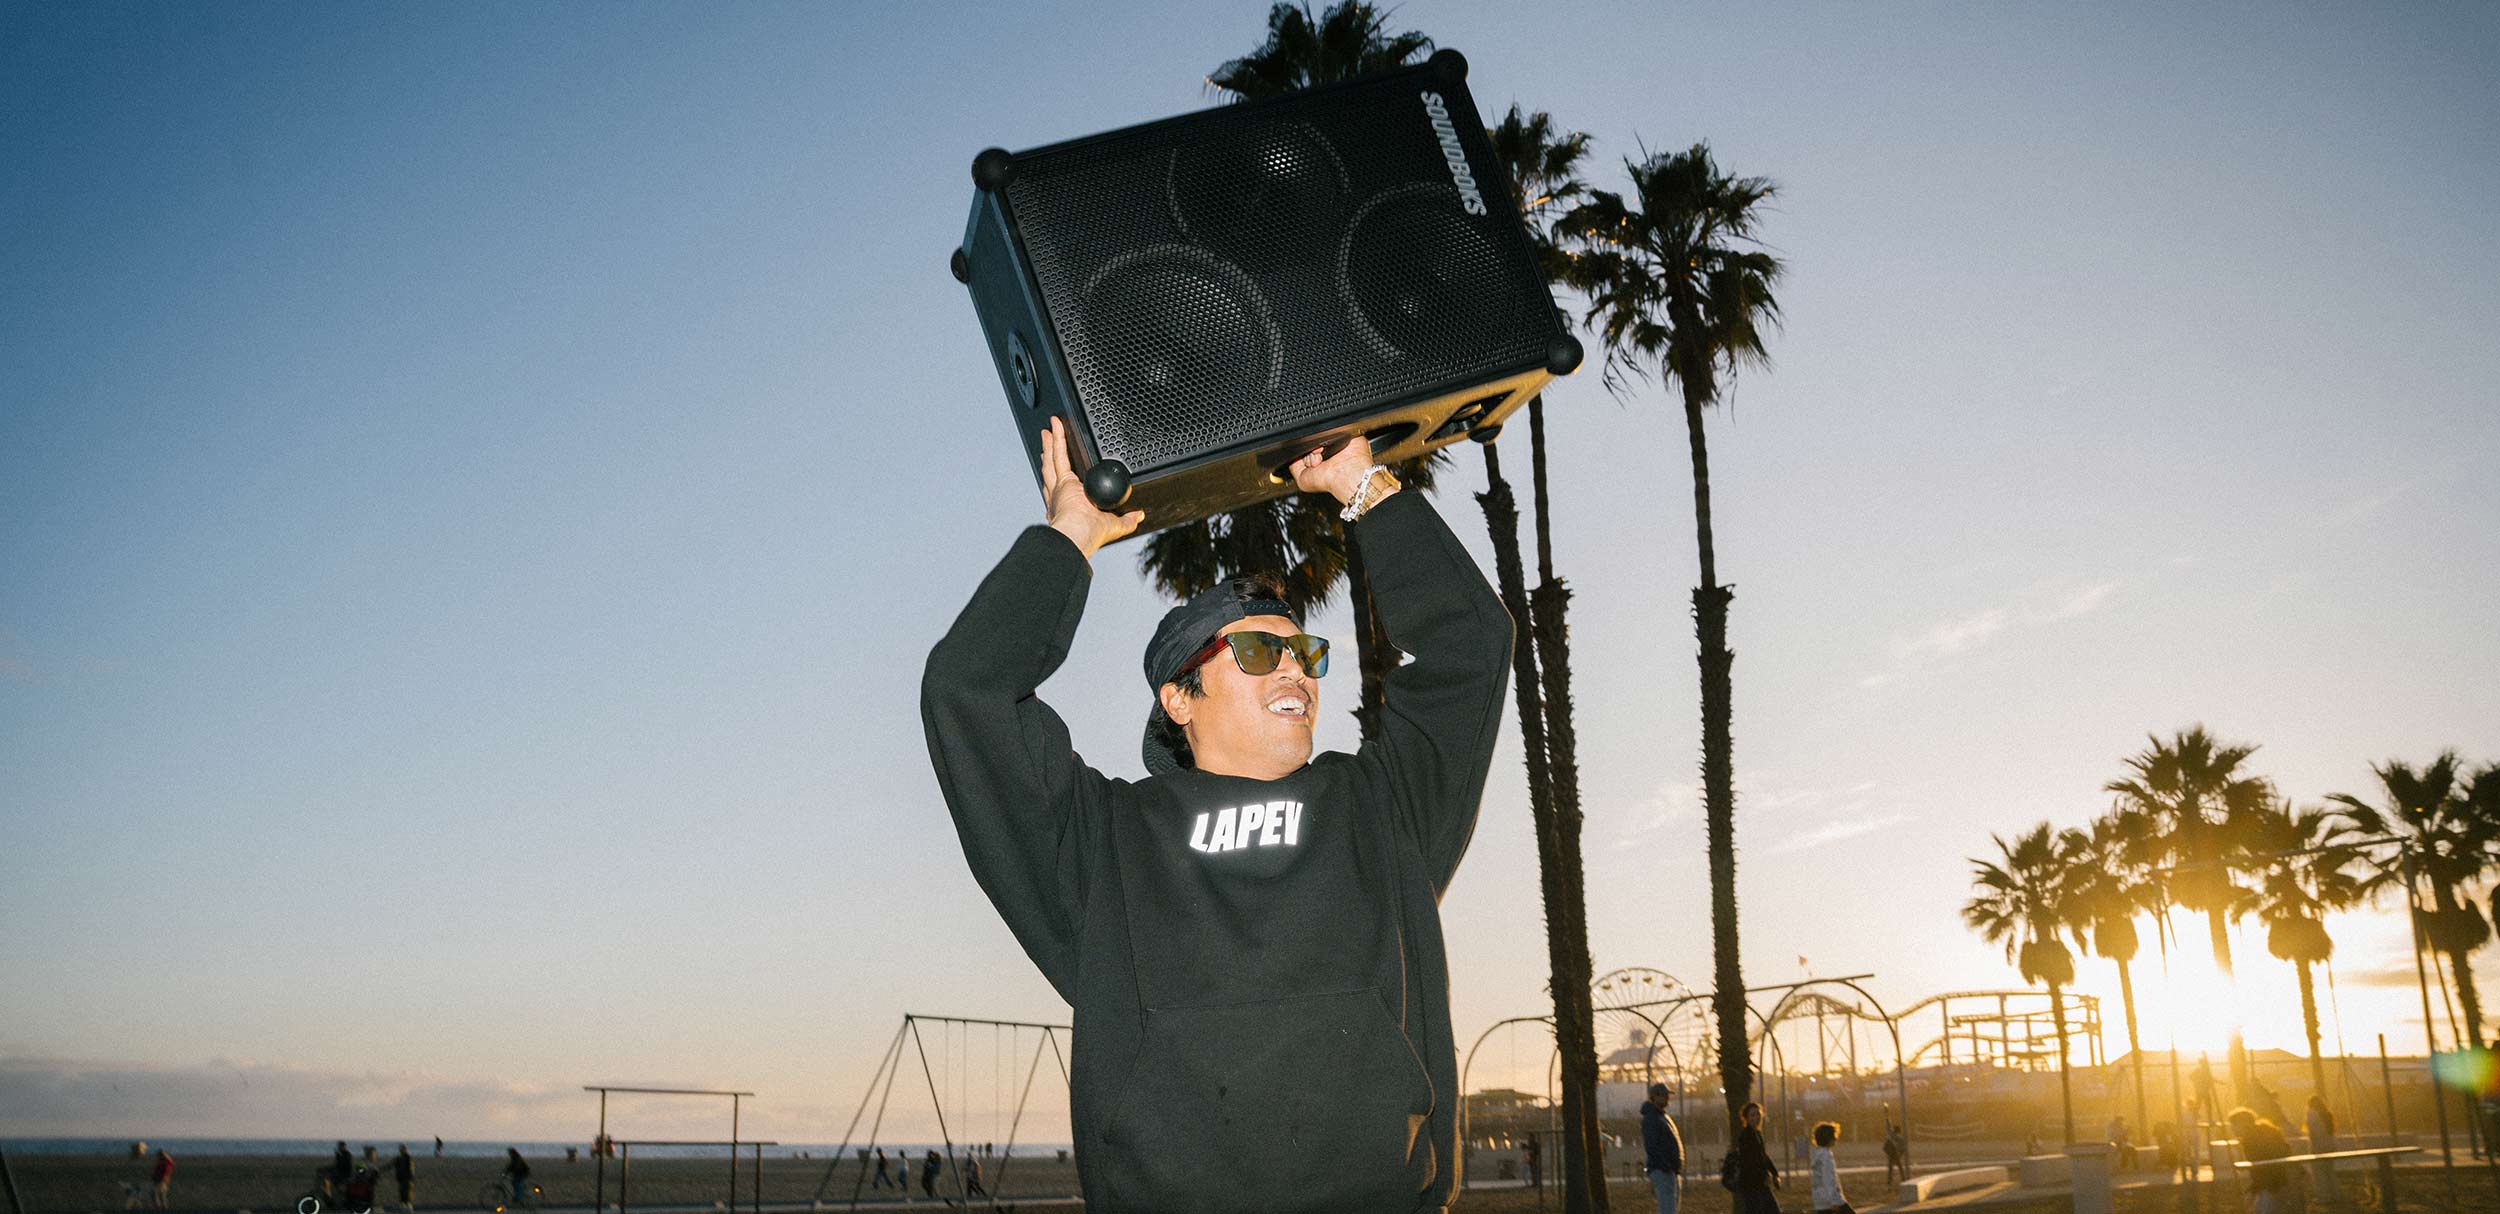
left=810, top=1014, right=1075, bottom=1211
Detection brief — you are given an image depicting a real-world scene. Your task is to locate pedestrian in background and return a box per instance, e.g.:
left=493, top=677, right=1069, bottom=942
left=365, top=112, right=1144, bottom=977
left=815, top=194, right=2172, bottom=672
left=1810, top=1123, right=1851, bottom=1214
left=1641, top=1083, right=1684, bottom=1214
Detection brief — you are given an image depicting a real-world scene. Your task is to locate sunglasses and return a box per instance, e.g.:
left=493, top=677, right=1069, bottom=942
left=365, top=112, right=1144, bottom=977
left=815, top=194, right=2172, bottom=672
left=1177, top=630, right=1331, bottom=680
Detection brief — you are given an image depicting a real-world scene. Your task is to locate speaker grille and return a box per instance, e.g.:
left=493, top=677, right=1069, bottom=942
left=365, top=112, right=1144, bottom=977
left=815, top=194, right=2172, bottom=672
left=1005, top=72, right=1552, bottom=471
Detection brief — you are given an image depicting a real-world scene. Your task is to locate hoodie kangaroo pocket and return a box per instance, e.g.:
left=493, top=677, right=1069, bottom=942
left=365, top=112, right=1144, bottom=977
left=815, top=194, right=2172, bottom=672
left=1100, top=987, right=1434, bottom=1213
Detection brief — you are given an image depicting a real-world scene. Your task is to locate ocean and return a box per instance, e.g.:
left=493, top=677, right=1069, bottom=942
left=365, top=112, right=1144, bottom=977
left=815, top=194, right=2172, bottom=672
left=0, top=1137, right=1071, bottom=1159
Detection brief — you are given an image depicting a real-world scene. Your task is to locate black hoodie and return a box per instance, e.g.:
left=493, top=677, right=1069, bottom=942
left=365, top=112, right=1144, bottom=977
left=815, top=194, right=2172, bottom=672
left=921, top=489, right=1511, bottom=1213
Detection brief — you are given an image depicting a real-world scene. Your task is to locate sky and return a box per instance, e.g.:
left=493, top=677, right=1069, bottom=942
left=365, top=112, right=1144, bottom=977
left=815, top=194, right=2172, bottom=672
left=5, top=0, right=2497, bottom=1148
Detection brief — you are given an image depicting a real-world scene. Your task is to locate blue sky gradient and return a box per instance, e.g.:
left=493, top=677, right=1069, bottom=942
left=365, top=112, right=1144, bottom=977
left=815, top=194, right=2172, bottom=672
left=5, top=1, right=2497, bottom=1142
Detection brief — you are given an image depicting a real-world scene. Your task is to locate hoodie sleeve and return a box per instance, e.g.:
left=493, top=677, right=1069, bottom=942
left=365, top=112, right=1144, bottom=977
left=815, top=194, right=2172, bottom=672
left=1350, top=490, right=1514, bottom=895
left=920, top=524, right=1107, bottom=1001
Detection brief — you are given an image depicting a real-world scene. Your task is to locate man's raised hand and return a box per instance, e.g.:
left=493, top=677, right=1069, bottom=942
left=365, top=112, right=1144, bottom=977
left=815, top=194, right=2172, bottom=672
left=1041, top=416, right=1145, bottom=560
left=1289, top=433, right=1397, bottom=508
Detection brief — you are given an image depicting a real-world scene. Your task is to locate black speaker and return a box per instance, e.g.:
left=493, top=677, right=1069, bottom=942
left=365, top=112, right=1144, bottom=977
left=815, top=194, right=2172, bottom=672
left=953, top=48, right=1580, bottom=536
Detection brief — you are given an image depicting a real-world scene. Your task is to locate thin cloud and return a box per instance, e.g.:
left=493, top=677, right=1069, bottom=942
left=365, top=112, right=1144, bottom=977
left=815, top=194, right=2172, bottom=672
left=1763, top=813, right=1912, bottom=856
left=2331, top=961, right=2430, bottom=990
left=1856, top=575, right=2128, bottom=689
left=1900, top=608, right=2008, bottom=659
left=2045, top=580, right=2123, bottom=620
left=1611, top=780, right=1700, bottom=850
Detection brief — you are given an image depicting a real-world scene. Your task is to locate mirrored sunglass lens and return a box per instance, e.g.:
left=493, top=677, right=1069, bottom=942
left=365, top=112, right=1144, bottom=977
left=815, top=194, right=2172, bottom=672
left=1298, top=638, right=1329, bottom=677
left=1229, top=633, right=1283, bottom=675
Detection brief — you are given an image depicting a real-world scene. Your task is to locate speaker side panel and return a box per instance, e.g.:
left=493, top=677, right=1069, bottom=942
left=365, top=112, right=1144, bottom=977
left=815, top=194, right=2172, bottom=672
left=958, top=191, right=1095, bottom=496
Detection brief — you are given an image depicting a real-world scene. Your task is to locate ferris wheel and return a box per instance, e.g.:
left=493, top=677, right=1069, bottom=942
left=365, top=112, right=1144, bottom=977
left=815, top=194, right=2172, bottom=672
left=1590, top=967, right=1713, bottom=1090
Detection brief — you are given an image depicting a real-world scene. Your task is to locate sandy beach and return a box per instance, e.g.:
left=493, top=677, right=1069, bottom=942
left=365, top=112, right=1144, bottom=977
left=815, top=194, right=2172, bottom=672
left=2, top=1152, right=1080, bottom=1214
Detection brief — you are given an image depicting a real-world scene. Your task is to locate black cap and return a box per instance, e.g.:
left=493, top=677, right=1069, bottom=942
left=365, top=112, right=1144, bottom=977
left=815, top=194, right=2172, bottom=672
left=1141, top=578, right=1297, bottom=776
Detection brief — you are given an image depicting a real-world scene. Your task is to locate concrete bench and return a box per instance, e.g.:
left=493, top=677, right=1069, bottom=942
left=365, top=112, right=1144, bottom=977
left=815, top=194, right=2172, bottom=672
left=1896, top=1165, right=2012, bottom=1204
left=2230, top=1146, right=2419, bottom=1214
left=2017, top=1154, right=2070, bottom=1186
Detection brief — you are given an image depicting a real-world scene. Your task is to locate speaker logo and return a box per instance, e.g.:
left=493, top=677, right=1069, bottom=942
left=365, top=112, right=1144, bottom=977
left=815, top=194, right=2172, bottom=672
left=1420, top=91, right=1488, bottom=216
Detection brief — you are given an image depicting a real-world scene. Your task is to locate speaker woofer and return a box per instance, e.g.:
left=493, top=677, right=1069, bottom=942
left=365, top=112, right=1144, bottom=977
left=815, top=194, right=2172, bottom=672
left=1338, top=182, right=1519, bottom=366
left=1071, top=243, right=1282, bottom=457
left=1166, top=121, right=1349, bottom=273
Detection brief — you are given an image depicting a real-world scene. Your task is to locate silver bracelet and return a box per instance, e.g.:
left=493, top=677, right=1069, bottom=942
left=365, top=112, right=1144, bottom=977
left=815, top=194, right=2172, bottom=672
left=1339, top=464, right=1390, bottom=522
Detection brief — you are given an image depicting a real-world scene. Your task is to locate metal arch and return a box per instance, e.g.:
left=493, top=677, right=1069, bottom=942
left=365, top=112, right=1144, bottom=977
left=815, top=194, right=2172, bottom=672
left=1609, top=986, right=1796, bottom=1134
left=1459, top=1014, right=1557, bottom=1156
left=1756, top=975, right=1913, bottom=1163
left=1604, top=999, right=1696, bottom=1128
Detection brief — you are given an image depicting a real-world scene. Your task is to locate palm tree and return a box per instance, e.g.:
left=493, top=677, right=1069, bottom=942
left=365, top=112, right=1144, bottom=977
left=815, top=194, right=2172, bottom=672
left=2328, top=752, right=2496, bottom=1050
left=1203, top=0, right=1430, bottom=95
left=2105, top=726, right=2272, bottom=1097
left=2070, top=807, right=2161, bottom=1132
left=2243, top=800, right=2374, bottom=1096
left=1557, top=143, right=1784, bottom=1126
left=1470, top=104, right=1610, bottom=1214
left=1965, top=822, right=2088, bottom=1143
left=1148, top=0, right=1443, bottom=740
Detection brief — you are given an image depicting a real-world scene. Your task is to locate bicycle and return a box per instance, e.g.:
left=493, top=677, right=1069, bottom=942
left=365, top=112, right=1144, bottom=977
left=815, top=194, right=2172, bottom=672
left=476, top=1179, right=542, bottom=1212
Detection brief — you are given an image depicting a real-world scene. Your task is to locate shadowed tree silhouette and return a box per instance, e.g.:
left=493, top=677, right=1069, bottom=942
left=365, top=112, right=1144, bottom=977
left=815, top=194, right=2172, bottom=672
left=2329, top=752, right=2496, bottom=1050
left=1965, top=822, right=2087, bottom=1144
left=2072, top=806, right=2163, bottom=1133
left=2105, top=726, right=2271, bottom=1098
left=2244, top=800, right=2373, bottom=1097
left=1557, top=142, right=1784, bottom=1128
left=1147, top=0, right=1443, bottom=741
left=1471, top=101, right=1610, bottom=1214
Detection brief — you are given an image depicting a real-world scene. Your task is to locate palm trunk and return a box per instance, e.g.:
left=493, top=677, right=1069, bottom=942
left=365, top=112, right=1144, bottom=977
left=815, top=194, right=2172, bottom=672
left=2429, top=882, right=2489, bottom=1049
left=1682, top=385, right=1747, bottom=1127
left=2051, top=979, right=2075, bottom=1144
left=1477, top=443, right=1602, bottom=1213
left=1520, top=401, right=1608, bottom=1213
left=2296, top=959, right=2327, bottom=1100
left=2208, top=907, right=2251, bottom=1099
left=2118, top=957, right=2148, bottom=1135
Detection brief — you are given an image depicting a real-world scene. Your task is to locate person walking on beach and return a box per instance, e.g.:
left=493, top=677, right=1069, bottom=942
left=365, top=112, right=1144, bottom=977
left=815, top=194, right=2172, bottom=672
left=1733, top=1102, right=1782, bottom=1214
left=963, top=1152, right=987, bottom=1199
left=1810, top=1122, right=1851, bottom=1214
left=432, top=1138, right=442, bottom=1160
left=1524, top=1132, right=1542, bottom=1189
left=333, top=1143, right=355, bottom=1196
left=922, top=423, right=1512, bottom=1214
left=1641, top=1083, right=1684, bottom=1214
left=1882, top=1121, right=1907, bottom=1185
left=919, top=1150, right=940, bottom=1200
left=149, top=1148, right=175, bottom=1209
left=870, top=1148, right=894, bottom=1191
left=392, top=1144, right=415, bottom=1213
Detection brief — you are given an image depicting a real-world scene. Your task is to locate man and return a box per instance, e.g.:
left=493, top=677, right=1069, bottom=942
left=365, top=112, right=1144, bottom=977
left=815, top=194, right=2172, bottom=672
left=1640, top=1083, right=1684, bottom=1214
left=149, top=1149, right=174, bottom=1210
left=391, top=1144, right=416, bottom=1213
left=923, top=420, right=1511, bottom=1214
